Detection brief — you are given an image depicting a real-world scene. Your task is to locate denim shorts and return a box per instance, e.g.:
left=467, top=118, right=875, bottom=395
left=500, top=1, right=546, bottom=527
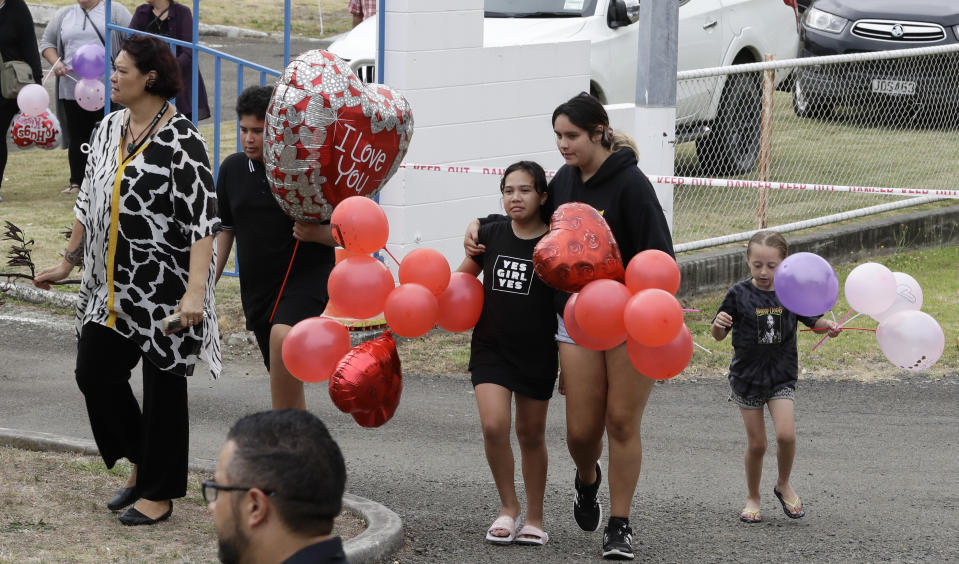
left=555, top=315, right=576, bottom=345
left=728, top=383, right=795, bottom=409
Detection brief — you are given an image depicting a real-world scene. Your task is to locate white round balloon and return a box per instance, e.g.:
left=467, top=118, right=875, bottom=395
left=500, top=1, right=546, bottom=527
left=844, top=262, right=896, bottom=316
left=870, top=272, right=923, bottom=323
left=875, top=310, right=944, bottom=371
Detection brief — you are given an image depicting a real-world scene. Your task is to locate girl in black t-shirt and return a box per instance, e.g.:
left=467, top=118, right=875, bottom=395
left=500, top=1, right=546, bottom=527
left=711, top=231, right=840, bottom=524
left=457, top=161, right=556, bottom=547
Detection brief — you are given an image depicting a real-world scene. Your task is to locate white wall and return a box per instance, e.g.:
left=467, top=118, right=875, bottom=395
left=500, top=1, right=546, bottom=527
left=376, top=0, right=589, bottom=272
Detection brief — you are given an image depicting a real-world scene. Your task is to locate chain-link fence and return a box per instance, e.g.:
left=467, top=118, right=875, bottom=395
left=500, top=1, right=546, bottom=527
left=671, top=43, right=959, bottom=252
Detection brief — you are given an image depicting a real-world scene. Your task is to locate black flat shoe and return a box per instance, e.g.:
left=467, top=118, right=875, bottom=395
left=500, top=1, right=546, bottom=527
left=107, top=487, right=140, bottom=511
left=118, top=501, right=173, bottom=526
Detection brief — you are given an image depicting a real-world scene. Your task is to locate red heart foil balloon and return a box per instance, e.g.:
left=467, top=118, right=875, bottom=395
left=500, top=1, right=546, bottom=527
left=265, top=50, right=414, bottom=222
left=533, top=202, right=624, bottom=293
left=7, top=111, right=62, bottom=150
left=328, top=330, right=402, bottom=427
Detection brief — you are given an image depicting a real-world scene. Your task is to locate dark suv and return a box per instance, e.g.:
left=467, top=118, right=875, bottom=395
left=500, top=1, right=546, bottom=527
left=792, top=0, right=959, bottom=118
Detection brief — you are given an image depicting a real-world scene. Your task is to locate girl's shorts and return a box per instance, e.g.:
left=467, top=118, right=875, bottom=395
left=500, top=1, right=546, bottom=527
left=555, top=314, right=576, bottom=345
left=728, top=383, right=795, bottom=409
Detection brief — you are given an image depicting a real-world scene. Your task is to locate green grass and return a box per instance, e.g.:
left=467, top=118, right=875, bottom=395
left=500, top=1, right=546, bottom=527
left=672, top=90, right=959, bottom=245
left=37, top=0, right=353, bottom=39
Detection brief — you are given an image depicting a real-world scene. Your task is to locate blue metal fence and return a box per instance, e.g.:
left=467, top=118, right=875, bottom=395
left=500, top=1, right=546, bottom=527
left=101, top=0, right=293, bottom=277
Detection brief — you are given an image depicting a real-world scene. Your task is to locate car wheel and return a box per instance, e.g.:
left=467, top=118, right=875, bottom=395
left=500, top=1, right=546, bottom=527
left=695, top=72, right=762, bottom=176
left=792, top=72, right=833, bottom=119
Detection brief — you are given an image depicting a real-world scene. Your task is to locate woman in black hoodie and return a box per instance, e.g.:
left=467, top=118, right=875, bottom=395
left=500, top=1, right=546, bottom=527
left=467, top=92, right=673, bottom=560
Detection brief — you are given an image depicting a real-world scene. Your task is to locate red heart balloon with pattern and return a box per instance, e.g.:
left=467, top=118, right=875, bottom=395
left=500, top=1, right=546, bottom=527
left=533, top=202, right=624, bottom=293
left=265, top=50, right=414, bottom=222
left=328, top=330, right=403, bottom=428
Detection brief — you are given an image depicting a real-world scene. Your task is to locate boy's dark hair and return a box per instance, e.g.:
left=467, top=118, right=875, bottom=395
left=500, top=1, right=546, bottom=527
left=120, top=35, right=182, bottom=99
left=235, top=85, right=274, bottom=120
left=747, top=230, right=788, bottom=259
left=226, top=409, right=346, bottom=536
left=500, top=161, right=550, bottom=223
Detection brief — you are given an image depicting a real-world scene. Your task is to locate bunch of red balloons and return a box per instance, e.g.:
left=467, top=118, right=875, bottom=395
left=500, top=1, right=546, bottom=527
left=565, top=249, right=693, bottom=380
left=326, top=196, right=483, bottom=338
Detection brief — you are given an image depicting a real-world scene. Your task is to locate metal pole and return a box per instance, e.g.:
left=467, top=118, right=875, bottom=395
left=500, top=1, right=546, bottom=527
left=192, top=0, right=199, bottom=123
left=635, top=0, right=677, bottom=107
left=757, top=53, right=776, bottom=228
left=376, top=0, right=386, bottom=83
left=634, top=0, right=679, bottom=230
left=284, top=0, right=291, bottom=67
left=104, top=0, right=113, bottom=115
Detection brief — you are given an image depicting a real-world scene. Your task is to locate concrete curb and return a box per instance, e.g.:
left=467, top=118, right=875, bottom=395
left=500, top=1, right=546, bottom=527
left=0, top=427, right=404, bottom=564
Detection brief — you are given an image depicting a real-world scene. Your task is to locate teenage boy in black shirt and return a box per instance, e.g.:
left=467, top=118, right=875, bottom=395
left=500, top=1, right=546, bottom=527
left=215, top=86, right=337, bottom=410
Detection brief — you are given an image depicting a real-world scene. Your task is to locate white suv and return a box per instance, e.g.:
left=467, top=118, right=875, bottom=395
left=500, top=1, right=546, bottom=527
left=329, top=0, right=799, bottom=174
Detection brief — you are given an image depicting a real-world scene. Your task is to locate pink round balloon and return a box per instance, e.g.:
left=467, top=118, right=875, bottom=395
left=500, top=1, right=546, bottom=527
left=870, top=272, right=923, bottom=323
left=844, top=262, right=896, bottom=316
left=876, top=310, right=944, bottom=371
left=17, top=84, right=49, bottom=117
left=74, top=78, right=105, bottom=112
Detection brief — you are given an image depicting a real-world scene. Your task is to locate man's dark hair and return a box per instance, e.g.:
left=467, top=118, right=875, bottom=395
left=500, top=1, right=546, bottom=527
left=226, top=410, right=346, bottom=536
left=235, top=85, right=274, bottom=120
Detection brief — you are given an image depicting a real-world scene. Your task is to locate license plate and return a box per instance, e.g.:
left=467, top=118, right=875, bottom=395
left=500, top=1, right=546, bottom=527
left=871, top=79, right=916, bottom=96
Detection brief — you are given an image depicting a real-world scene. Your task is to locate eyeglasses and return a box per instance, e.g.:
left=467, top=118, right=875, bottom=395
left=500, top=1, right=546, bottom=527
left=201, top=480, right=275, bottom=503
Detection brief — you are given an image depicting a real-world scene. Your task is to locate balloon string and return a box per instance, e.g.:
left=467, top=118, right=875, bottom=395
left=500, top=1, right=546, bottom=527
left=382, top=247, right=401, bottom=267
left=42, top=58, right=61, bottom=86
left=811, top=308, right=854, bottom=352
left=693, top=341, right=712, bottom=354
left=268, top=240, right=299, bottom=324
left=682, top=308, right=699, bottom=312
left=801, top=327, right=875, bottom=332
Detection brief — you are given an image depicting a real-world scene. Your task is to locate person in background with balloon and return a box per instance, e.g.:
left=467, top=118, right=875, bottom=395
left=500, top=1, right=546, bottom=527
left=214, top=85, right=337, bottom=410
left=34, top=35, right=220, bottom=526
left=40, top=0, right=132, bottom=195
left=0, top=0, right=44, bottom=204
left=710, top=230, right=840, bottom=525
left=130, top=0, right=210, bottom=122
left=456, top=161, right=557, bottom=547
left=465, top=92, right=674, bottom=560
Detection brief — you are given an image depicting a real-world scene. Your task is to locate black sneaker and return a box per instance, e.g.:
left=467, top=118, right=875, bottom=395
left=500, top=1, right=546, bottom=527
left=573, top=463, right=602, bottom=531
left=602, top=517, right=634, bottom=560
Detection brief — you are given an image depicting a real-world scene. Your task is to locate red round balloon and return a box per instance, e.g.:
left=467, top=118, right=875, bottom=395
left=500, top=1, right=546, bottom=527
left=331, top=196, right=389, bottom=253
left=384, top=283, right=439, bottom=338
left=398, top=248, right=451, bottom=296
left=623, top=288, right=684, bottom=347
left=329, top=331, right=402, bottom=427
left=626, top=324, right=693, bottom=380
left=625, top=249, right=681, bottom=295
left=281, top=317, right=351, bottom=383
left=327, top=255, right=395, bottom=319
left=532, top=202, right=625, bottom=293
left=574, top=279, right=631, bottom=341
left=436, top=272, right=484, bottom=332
left=563, top=293, right=626, bottom=351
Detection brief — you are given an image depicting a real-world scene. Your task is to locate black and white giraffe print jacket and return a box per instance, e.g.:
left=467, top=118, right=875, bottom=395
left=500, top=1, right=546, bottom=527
left=74, top=110, right=222, bottom=379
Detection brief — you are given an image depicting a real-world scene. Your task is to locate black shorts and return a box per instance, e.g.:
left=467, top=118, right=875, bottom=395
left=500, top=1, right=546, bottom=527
left=470, top=364, right=556, bottom=401
left=251, top=290, right=328, bottom=371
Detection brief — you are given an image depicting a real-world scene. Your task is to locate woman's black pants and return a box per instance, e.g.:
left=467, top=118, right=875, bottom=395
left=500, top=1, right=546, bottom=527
left=75, top=322, right=188, bottom=501
left=61, top=100, right=103, bottom=187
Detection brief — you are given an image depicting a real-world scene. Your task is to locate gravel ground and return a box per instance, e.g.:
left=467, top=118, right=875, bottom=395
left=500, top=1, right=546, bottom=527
left=1, top=304, right=957, bottom=563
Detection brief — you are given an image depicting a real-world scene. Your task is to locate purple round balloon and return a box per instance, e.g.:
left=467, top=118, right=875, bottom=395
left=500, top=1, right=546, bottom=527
left=773, top=252, right=839, bottom=316
left=72, top=43, right=106, bottom=80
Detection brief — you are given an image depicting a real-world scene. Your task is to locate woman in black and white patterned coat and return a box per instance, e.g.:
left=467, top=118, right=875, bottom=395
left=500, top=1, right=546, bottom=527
left=35, top=35, right=220, bottom=527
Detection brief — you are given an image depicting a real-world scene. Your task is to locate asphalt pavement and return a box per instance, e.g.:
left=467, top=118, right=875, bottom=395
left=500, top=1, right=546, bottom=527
left=1, top=303, right=957, bottom=562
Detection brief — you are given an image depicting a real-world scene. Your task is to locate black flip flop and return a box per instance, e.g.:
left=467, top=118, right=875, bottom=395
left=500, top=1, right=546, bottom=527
left=774, top=487, right=805, bottom=519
